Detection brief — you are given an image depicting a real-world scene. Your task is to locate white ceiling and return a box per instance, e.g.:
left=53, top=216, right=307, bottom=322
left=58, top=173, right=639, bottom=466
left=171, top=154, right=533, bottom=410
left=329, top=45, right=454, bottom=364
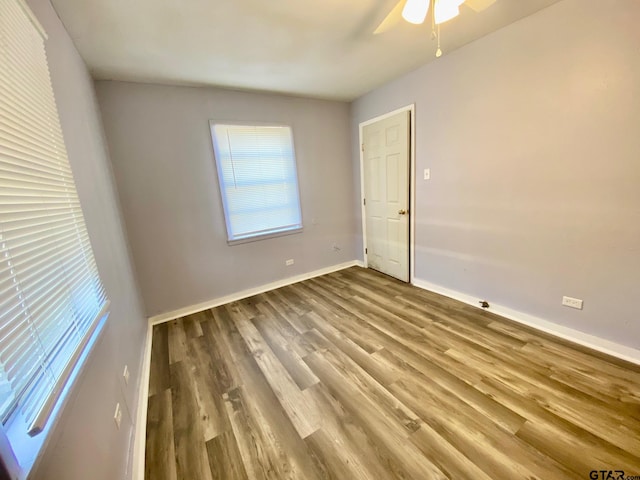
left=50, top=0, right=563, bottom=101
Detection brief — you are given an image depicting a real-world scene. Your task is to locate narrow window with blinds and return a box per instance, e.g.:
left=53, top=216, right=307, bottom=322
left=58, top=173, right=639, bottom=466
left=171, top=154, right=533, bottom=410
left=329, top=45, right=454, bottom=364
left=210, top=124, right=303, bottom=243
left=0, top=0, right=109, bottom=469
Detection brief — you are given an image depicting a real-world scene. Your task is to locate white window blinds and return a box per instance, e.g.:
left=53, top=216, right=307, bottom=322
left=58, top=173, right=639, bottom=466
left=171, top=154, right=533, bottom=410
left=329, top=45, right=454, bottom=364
left=0, top=0, right=108, bottom=436
left=210, top=124, right=303, bottom=242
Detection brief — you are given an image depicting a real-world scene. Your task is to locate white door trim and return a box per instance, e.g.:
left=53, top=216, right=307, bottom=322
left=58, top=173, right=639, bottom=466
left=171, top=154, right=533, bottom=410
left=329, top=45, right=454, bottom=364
left=359, top=104, right=416, bottom=283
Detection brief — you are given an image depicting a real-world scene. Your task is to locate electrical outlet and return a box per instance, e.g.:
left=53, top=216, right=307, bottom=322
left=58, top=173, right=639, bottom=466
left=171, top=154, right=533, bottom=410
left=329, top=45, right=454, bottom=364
left=562, top=296, right=583, bottom=310
left=123, top=365, right=130, bottom=385
left=285, top=259, right=294, bottom=266
left=114, top=403, right=122, bottom=430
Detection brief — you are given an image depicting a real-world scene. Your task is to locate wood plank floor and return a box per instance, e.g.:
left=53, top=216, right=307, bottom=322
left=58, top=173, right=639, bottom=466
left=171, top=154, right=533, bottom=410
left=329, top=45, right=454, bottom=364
left=145, top=267, right=640, bottom=480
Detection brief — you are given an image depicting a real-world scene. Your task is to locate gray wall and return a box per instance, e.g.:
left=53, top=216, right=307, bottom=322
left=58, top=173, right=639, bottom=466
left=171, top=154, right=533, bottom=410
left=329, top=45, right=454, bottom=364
left=26, top=1, right=147, bottom=479
left=95, top=82, right=357, bottom=317
left=351, top=0, right=640, bottom=349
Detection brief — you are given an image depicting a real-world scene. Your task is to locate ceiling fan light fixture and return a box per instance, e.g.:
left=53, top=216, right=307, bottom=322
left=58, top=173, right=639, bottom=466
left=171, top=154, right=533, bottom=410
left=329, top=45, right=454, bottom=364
left=434, top=0, right=462, bottom=24
left=402, top=0, right=430, bottom=25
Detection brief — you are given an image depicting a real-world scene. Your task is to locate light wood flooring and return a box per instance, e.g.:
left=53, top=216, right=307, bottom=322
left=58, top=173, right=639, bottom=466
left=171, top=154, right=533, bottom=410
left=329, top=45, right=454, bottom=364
left=145, top=267, right=640, bottom=480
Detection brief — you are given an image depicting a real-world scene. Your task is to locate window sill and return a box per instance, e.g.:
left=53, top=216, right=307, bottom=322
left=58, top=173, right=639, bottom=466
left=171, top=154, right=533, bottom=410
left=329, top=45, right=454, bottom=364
left=2, top=309, right=111, bottom=480
left=227, top=226, right=303, bottom=246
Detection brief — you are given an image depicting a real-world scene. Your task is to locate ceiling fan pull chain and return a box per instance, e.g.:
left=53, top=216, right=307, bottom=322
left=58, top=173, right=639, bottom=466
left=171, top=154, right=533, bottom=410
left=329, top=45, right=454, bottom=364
left=431, top=0, right=437, bottom=39
left=436, top=23, right=443, bottom=57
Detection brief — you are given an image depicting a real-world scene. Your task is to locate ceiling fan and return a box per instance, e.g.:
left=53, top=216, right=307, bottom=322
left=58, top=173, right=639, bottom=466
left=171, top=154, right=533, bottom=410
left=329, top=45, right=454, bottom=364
left=372, top=0, right=497, bottom=56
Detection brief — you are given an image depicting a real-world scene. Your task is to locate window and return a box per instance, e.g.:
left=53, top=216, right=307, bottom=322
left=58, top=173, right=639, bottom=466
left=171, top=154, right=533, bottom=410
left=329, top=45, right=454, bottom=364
left=210, top=123, right=303, bottom=243
left=0, top=0, right=109, bottom=474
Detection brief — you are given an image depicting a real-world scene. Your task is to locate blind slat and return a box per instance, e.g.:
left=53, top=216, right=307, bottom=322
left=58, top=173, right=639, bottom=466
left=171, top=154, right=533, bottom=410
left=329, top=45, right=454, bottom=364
left=0, top=145, right=74, bottom=177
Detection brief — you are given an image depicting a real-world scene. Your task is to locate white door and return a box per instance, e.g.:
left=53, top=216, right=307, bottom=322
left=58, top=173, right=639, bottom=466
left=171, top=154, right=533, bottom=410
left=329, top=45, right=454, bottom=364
left=362, top=110, right=410, bottom=282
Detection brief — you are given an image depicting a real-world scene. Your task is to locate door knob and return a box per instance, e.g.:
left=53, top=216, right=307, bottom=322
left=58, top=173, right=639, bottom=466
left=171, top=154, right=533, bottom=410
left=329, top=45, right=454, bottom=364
left=398, top=209, right=407, bottom=215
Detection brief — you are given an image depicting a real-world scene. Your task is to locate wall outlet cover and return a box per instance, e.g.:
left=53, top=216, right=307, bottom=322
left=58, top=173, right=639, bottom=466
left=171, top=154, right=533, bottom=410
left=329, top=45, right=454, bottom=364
left=562, top=296, right=583, bottom=310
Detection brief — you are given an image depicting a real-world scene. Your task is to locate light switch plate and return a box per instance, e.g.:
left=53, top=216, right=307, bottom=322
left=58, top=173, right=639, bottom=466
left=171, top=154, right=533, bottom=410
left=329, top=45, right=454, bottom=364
left=424, top=168, right=431, bottom=180
left=114, top=403, right=122, bottom=430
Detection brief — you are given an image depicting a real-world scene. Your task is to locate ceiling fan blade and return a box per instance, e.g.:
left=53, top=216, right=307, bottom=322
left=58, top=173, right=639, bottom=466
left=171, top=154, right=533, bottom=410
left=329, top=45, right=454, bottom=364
left=373, top=0, right=407, bottom=35
left=464, top=0, right=497, bottom=12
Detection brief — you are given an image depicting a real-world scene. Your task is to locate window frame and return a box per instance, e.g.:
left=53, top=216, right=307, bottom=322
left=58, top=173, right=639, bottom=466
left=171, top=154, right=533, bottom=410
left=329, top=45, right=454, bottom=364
left=0, top=0, right=111, bottom=476
left=209, top=121, right=304, bottom=245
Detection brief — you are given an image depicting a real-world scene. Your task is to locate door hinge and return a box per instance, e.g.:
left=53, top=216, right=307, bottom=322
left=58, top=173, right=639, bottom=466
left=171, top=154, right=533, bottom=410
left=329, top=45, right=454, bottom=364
left=363, top=198, right=366, bottom=206
left=361, top=143, right=365, bottom=152
left=365, top=248, right=368, bottom=254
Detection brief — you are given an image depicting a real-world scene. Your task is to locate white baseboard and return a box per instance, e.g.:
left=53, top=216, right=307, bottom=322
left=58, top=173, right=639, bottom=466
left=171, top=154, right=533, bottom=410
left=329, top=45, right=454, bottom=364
left=148, top=260, right=363, bottom=325
left=131, top=321, right=153, bottom=480
left=412, top=277, right=640, bottom=366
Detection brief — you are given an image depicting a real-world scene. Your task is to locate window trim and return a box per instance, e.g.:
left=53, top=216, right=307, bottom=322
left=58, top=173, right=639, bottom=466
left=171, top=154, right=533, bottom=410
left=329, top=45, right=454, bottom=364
left=209, top=121, right=304, bottom=245
left=2, top=310, right=110, bottom=478
left=225, top=224, right=303, bottom=246
left=0, top=0, right=112, bottom=476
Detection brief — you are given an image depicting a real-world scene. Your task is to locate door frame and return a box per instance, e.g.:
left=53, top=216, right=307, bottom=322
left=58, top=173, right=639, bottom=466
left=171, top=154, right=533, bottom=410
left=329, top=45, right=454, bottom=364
left=359, top=104, right=416, bottom=284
